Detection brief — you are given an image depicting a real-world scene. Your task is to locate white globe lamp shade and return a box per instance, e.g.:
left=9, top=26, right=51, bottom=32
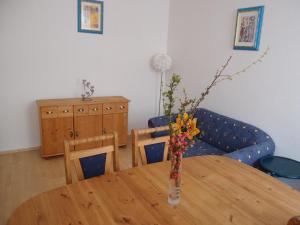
left=151, top=53, right=172, bottom=116
left=152, top=53, right=172, bottom=72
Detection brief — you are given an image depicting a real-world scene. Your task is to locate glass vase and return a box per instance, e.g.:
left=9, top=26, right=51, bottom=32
left=168, top=152, right=183, bottom=205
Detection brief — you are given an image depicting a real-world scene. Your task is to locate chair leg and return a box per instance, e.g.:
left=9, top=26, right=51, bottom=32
left=64, top=141, right=72, bottom=184
left=113, top=132, right=120, bottom=171
left=132, top=129, right=138, bottom=167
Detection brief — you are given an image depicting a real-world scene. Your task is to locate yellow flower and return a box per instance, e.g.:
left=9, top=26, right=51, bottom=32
left=172, top=113, right=200, bottom=138
left=191, top=118, right=198, bottom=129
left=186, top=118, right=200, bottom=140
left=176, top=115, right=182, bottom=126
left=175, top=114, right=184, bottom=128
left=183, top=112, right=189, bottom=122
left=172, top=123, right=181, bottom=133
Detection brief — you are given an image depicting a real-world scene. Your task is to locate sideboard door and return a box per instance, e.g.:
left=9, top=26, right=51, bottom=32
left=74, top=104, right=103, bottom=150
left=41, top=117, right=74, bottom=156
left=102, top=102, right=128, bottom=146
left=40, top=106, right=74, bottom=157
left=102, top=114, right=114, bottom=146
left=113, top=112, right=128, bottom=146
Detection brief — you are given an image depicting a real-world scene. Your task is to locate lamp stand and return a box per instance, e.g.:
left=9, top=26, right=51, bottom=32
left=158, top=71, right=165, bottom=116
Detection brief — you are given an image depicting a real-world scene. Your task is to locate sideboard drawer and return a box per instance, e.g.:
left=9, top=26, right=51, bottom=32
left=89, top=104, right=102, bottom=115
left=74, top=105, right=89, bottom=116
left=103, top=103, right=115, bottom=114
left=58, top=106, right=73, bottom=118
left=41, top=106, right=58, bottom=119
left=115, top=103, right=128, bottom=113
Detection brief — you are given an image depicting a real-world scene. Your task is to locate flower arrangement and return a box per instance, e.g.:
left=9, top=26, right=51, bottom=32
left=169, top=112, right=199, bottom=181
left=164, top=48, right=269, bottom=205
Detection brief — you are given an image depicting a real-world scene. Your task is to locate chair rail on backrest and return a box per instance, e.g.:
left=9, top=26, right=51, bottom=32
left=64, top=132, right=119, bottom=184
left=131, top=126, right=169, bottom=167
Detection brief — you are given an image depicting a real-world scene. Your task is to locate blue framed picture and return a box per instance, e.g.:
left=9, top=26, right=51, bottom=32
left=233, top=6, right=264, bottom=51
left=78, top=0, right=104, bottom=34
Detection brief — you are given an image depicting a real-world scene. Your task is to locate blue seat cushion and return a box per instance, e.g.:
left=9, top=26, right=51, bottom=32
left=184, top=140, right=226, bottom=158
left=144, top=143, right=165, bottom=164
left=79, top=153, right=107, bottom=179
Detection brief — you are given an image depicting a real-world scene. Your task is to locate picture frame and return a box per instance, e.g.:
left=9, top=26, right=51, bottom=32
left=78, top=0, right=104, bottom=34
left=233, top=6, right=264, bottom=51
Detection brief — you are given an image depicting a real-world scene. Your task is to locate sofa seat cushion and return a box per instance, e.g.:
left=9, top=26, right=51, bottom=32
left=184, top=140, right=226, bottom=158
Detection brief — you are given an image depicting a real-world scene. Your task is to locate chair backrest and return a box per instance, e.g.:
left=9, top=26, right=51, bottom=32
left=131, top=126, right=169, bottom=167
left=64, top=132, right=119, bottom=184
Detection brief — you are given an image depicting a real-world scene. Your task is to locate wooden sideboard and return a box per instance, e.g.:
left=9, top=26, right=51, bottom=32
left=36, top=96, right=129, bottom=157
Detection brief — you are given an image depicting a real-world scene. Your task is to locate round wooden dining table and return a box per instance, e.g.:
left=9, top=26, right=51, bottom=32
left=7, top=156, right=300, bottom=225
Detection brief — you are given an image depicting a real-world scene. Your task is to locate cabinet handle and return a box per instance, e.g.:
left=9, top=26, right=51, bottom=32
left=69, top=131, right=74, bottom=138
left=75, top=131, right=79, bottom=137
left=92, top=108, right=98, bottom=111
left=119, top=105, right=125, bottom=109
left=78, top=108, right=84, bottom=112
left=105, top=107, right=112, bottom=110
left=46, top=111, right=53, bottom=114
left=63, top=109, right=69, bottom=113
left=103, top=128, right=106, bottom=134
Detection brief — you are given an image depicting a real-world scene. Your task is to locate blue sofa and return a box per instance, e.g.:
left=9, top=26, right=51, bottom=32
left=148, top=108, right=275, bottom=166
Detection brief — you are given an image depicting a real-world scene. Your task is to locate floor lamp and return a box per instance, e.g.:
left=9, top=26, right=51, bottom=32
left=151, top=53, right=172, bottom=116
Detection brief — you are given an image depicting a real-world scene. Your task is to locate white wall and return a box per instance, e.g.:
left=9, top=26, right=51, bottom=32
left=167, top=0, right=300, bottom=161
left=2, top=0, right=300, bottom=161
left=0, top=0, right=170, bottom=151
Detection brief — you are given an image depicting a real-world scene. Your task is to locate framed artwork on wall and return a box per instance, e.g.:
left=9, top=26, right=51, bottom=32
left=78, top=0, right=104, bottom=34
left=233, top=6, right=264, bottom=51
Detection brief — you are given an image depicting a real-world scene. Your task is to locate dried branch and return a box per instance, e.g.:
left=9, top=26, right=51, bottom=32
left=179, top=89, right=196, bottom=115
left=189, top=47, right=269, bottom=116
left=215, top=46, right=270, bottom=85
left=163, top=47, right=270, bottom=118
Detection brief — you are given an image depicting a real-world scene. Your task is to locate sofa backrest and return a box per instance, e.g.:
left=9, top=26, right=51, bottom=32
left=148, top=115, right=174, bottom=138
left=194, top=108, right=272, bottom=153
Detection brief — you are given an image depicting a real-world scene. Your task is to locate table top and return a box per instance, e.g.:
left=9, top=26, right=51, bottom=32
left=260, top=156, right=300, bottom=179
left=7, top=156, right=300, bottom=225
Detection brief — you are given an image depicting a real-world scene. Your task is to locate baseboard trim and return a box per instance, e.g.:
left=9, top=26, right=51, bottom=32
left=0, top=146, right=40, bottom=156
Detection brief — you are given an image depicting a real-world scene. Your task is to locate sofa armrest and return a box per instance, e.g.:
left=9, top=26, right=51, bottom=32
left=225, top=140, right=275, bottom=166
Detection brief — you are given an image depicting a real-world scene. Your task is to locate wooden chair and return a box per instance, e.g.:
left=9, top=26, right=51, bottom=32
left=131, top=126, right=169, bottom=167
left=288, top=216, right=300, bottom=225
left=64, top=132, right=119, bottom=184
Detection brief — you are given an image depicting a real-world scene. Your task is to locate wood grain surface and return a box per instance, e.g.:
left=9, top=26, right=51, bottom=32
left=36, top=96, right=130, bottom=107
left=7, top=156, right=300, bottom=225
left=288, top=216, right=300, bottom=225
